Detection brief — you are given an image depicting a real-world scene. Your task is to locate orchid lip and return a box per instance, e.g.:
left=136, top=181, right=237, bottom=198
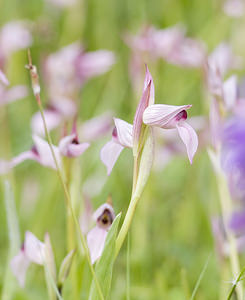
left=176, top=110, right=187, bottom=121
left=97, top=208, right=114, bottom=229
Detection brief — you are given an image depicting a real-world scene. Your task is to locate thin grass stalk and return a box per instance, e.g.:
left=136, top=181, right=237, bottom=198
left=27, top=49, right=104, bottom=300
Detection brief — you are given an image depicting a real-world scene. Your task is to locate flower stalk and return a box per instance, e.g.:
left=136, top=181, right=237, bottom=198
left=26, top=49, right=105, bottom=300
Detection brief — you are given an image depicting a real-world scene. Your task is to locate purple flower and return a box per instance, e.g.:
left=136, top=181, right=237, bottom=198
left=87, top=203, right=115, bottom=264
left=221, top=118, right=245, bottom=200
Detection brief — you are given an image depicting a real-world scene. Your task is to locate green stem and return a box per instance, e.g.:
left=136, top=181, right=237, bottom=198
left=115, top=155, right=139, bottom=257
left=27, top=52, right=104, bottom=300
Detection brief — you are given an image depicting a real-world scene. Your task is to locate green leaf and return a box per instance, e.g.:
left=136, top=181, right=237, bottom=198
left=58, top=249, right=76, bottom=287
left=89, top=213, right=121, bottom=300
left=2, top=181, right=21, bottom=300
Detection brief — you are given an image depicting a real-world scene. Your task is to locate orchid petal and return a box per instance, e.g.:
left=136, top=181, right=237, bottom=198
left=113, top=118, right=133, bottom=148
left=10, top=249, right=30, bottom=287
left=32, top=135, right=61, bottom=169
left=87, top=226, right=108, bottom=264
left=143, top=104, right=191, bottom=128
left=133, top=66, right=154, bottom=151
left=24, top=231, right=46, bottom=265
left=176, top=121, right=198, bottom=164
left=100, top=140, right=124, bottom=175
left=67, top=142, right=90, bottom=157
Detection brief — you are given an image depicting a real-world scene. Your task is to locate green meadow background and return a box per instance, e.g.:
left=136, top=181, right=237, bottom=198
left=1, top=0, right=245, bottom=299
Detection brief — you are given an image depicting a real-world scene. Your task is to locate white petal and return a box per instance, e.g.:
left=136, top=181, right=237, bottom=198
left=143, top=104, right=191, bottom=128
left=114, top=118, right=133, bottom=148
left=176, top=121, right=198, bottom=164
left=24, top=231, right=46, bottom=265
left=100, top=140, right=124, bottom=175
left=87, top=226, right=108, bottom=264
left=10, top=249, right=30, bottom=287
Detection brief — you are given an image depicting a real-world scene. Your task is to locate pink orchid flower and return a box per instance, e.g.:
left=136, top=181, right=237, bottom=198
left=0, top=135, right=61, bottom=174
left=87, top=203, right=115, bottom=264
left=143, top=104, right=198, bottom=164
left=59, top=123, right=90, bottom=158
left=10, top=231, right=46, bottom=287
left=100, top=66, right=154, bottom=175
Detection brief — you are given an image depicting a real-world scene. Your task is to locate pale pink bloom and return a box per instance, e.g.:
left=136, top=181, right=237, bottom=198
left=0, top=85, right=28, bottom=106
left=100, top=67, right=153, bottom=175
left=75, top=50, right=116, bottom=82
left=0, top=69, right=9, bottom=85
left=10, top=231, right=46, bottom=287
left=0, top=135, right=61, bottom=174
left=87, top=203, right=115, bottom=264
left=78, top=112, right=113, bottom=142
left=223, top=0, right=245, bottom=17
left=143, top=104, right=198, bottom=163
left=45, top=43, right=115, bottom=98
left=31, top=97, right=76, bottom=136
left=0, top=21, right=32, bottom=59
left=125, top=24, right=206, bottom=68
left=59, top=129, right=90, bottom=158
